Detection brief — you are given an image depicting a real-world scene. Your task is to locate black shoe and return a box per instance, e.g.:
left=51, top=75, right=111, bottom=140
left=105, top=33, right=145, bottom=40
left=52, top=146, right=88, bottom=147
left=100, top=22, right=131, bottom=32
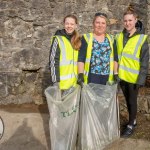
left=121, top=125, right=135, bottom=138
left=133, top=123, right=137, bottom=128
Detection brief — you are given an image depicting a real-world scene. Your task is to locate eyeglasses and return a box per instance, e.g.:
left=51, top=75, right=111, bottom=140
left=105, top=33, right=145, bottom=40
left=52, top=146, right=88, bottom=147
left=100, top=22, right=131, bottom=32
left=95, top=12, right=108, bottom=18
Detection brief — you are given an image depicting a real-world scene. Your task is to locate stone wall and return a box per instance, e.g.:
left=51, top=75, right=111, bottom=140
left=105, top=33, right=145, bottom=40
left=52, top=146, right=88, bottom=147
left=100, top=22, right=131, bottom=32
left=0, top=0, right=150, bottom=110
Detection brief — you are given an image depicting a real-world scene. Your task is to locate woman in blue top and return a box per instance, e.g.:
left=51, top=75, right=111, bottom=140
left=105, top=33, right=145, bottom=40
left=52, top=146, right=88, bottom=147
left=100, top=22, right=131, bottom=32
left=77, top=12, right=118, bottom=85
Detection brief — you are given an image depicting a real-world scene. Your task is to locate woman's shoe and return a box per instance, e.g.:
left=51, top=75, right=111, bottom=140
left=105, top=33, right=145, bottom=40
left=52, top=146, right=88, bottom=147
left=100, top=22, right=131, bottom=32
left=121, top=125, right=135, bottom=138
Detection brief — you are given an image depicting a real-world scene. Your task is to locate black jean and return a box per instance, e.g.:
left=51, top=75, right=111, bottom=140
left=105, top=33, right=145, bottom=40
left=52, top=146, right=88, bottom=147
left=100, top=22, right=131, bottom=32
left=120, top=80, right=139, bottom=125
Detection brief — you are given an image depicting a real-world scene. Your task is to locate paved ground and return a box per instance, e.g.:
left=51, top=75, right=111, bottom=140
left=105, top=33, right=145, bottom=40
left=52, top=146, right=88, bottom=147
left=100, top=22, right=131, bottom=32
left=0, top=104, right=150, bottom=150
left=0, top=104, right=50, bottom=150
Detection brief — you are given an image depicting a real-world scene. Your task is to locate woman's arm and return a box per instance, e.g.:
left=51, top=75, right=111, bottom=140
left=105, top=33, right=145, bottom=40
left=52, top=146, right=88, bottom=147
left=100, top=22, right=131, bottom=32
left=137, top=39, right=149, bottom=85
left=114, top=61, right=119, bottom=74
left=113, top=39, right=119, bottom=74
left=49, top=37, right=60, bottom=84
left=77, top=36, right=88, bottom=73
left=78, top=62, right=85, bottom=73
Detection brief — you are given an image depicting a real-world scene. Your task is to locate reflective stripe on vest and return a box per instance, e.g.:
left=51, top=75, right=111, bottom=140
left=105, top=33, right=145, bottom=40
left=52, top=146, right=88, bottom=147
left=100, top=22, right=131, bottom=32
left=60, top=73, right=76, bottom=80
left=57, top=36, right=77, bottom=66
left=83, top=33, right=114, bottom=84
left=55, top=36, right=78, bottom=89
left=116, top=32, right=147, bottom=83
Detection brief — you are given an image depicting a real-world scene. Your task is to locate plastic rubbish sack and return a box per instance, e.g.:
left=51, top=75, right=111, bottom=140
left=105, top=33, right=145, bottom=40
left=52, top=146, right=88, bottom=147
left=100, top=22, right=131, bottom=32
left=45, top=85, right=81, bottom=150
left=0, top=116, right=4, bottom=140
left=77, top=83, right=120, bottom=150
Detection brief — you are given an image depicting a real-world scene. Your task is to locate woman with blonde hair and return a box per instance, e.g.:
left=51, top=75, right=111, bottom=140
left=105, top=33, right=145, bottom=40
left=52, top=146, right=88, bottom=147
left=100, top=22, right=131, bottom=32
left=77, top=12, right=118, bottom=86
left=77, top=13, right=119, bottom=149
left=49, top=14, right=81, bottom=92
left=48, top=14, right=81, bottom=150
left=115, top=6, right=149, bottom=137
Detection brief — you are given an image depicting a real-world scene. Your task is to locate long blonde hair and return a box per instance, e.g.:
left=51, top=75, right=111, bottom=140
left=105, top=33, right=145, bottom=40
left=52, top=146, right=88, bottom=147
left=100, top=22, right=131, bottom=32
left=63, top=14, right=81, bottom=50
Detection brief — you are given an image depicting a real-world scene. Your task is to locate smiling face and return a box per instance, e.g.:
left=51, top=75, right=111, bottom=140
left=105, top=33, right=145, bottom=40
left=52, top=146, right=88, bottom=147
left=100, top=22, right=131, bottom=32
left=93, top=16, right=107, bottom=35
left=123, top=14, right=137, bottom=33
left=64, top=17, right=77, bottom=35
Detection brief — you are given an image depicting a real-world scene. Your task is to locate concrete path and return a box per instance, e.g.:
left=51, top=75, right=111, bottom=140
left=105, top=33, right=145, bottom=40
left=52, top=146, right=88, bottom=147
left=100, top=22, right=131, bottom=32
left=0, top=105, right=150, bottom=150
left=0, top=105, right=50, bottom=150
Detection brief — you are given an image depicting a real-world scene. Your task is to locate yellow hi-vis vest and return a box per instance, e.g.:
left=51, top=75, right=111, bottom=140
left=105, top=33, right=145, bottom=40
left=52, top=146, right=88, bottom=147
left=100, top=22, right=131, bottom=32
left=52, top=36, right=78, bottom=90
left=116, top=32, right=148, bottom=83
left=83, top=33, right=115, bottom=84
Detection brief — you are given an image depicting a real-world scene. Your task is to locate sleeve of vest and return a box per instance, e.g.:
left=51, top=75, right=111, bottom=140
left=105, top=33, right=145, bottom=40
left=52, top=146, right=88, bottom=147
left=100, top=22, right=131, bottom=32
left=49, top=37, right=60, bottom=84
left=137, top=39, right=149, bottom=85
left=78, top=36, right=88, bottom=63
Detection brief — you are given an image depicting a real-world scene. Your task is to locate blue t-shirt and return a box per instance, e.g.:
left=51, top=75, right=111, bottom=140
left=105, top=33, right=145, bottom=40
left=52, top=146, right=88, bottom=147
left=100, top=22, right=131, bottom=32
left=88, top=37, right=111, bottom=84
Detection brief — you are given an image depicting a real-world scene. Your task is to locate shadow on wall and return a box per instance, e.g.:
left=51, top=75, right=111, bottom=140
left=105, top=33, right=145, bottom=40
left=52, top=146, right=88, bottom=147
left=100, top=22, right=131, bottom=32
left=0, top=119, right=47, bottom=150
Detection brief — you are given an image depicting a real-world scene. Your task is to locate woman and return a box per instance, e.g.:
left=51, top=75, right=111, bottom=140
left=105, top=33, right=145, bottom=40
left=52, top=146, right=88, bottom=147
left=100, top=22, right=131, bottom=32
left=77, top=12, right=118, bottom=86
left=49, top=14, right=81, bottom=92
left=48, top=15, right=81, bottom=150
left=76, top=13, right=119, bottom=149
left=115, top=6, right=149, bottom=137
